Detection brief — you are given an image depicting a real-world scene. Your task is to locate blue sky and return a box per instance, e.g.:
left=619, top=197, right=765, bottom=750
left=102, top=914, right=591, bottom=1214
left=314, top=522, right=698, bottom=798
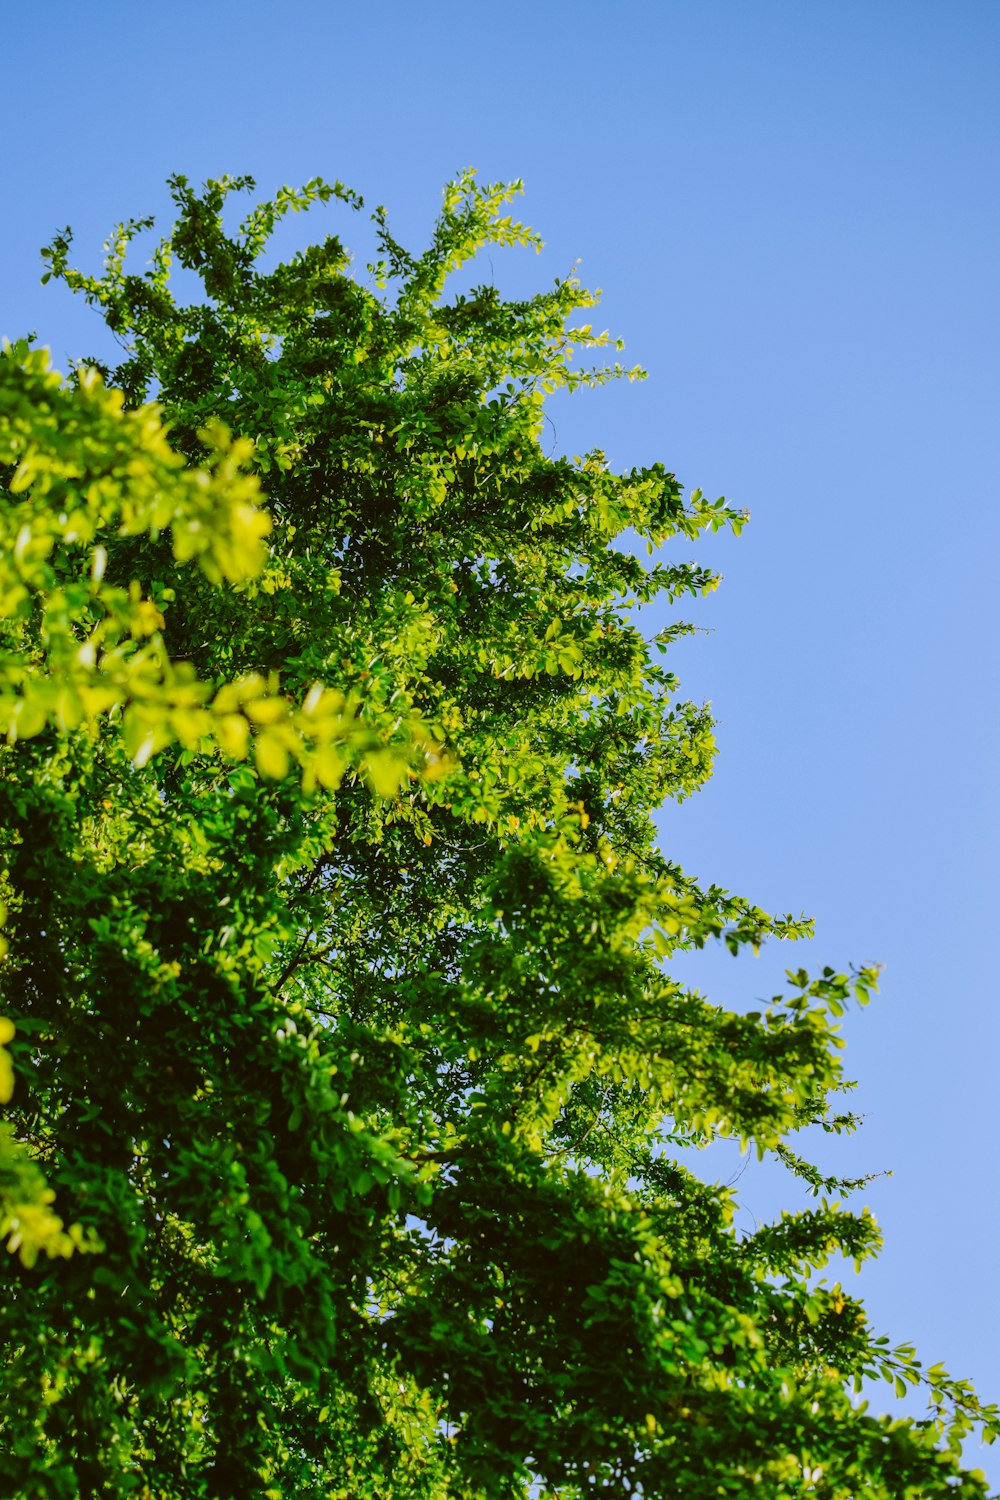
left=5, top=0, right=998, bottom=1477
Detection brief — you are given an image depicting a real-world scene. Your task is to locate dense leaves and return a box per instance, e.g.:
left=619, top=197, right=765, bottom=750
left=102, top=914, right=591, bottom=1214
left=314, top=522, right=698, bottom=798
left=1, top=172, right=995, bottom=1497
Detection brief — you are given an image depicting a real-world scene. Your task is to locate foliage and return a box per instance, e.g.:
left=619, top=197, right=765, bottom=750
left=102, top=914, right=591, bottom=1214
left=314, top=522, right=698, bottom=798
left=0, top=171, right=995, bottom=1498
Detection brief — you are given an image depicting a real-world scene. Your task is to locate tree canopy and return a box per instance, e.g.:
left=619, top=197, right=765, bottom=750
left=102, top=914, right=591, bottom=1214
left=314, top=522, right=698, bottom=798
left=1, top=171, right=995, bottom=1498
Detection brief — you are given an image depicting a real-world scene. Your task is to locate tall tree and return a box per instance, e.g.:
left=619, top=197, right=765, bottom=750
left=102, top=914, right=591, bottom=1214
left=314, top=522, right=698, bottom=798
left=1, top=173, right=995, bottom=1498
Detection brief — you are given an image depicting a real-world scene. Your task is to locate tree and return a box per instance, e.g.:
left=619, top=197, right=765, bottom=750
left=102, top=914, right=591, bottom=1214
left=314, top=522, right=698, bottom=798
left=0, top=171, right=995, bottom=1498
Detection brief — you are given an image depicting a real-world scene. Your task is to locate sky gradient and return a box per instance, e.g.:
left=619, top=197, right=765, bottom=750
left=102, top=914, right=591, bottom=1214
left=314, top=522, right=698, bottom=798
left=4, top=0, right=998, bottom=1479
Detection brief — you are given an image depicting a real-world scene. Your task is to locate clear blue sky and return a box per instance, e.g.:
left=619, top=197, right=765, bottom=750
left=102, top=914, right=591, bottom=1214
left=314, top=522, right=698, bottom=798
left=5, top=0, right=998, bottom=1477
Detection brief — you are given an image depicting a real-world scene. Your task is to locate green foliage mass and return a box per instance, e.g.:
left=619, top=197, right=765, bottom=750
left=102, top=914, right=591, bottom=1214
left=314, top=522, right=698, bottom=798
left=0, top=172, right=995, bottom=1498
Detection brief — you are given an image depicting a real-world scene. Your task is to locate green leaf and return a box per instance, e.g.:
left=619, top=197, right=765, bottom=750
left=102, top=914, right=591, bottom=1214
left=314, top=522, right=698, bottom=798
left=254, top=729, right=291, bottom=779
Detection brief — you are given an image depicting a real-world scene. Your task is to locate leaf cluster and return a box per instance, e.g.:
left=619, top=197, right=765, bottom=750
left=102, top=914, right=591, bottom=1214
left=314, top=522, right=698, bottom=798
left=0, top=172, right=994, bottom=1499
